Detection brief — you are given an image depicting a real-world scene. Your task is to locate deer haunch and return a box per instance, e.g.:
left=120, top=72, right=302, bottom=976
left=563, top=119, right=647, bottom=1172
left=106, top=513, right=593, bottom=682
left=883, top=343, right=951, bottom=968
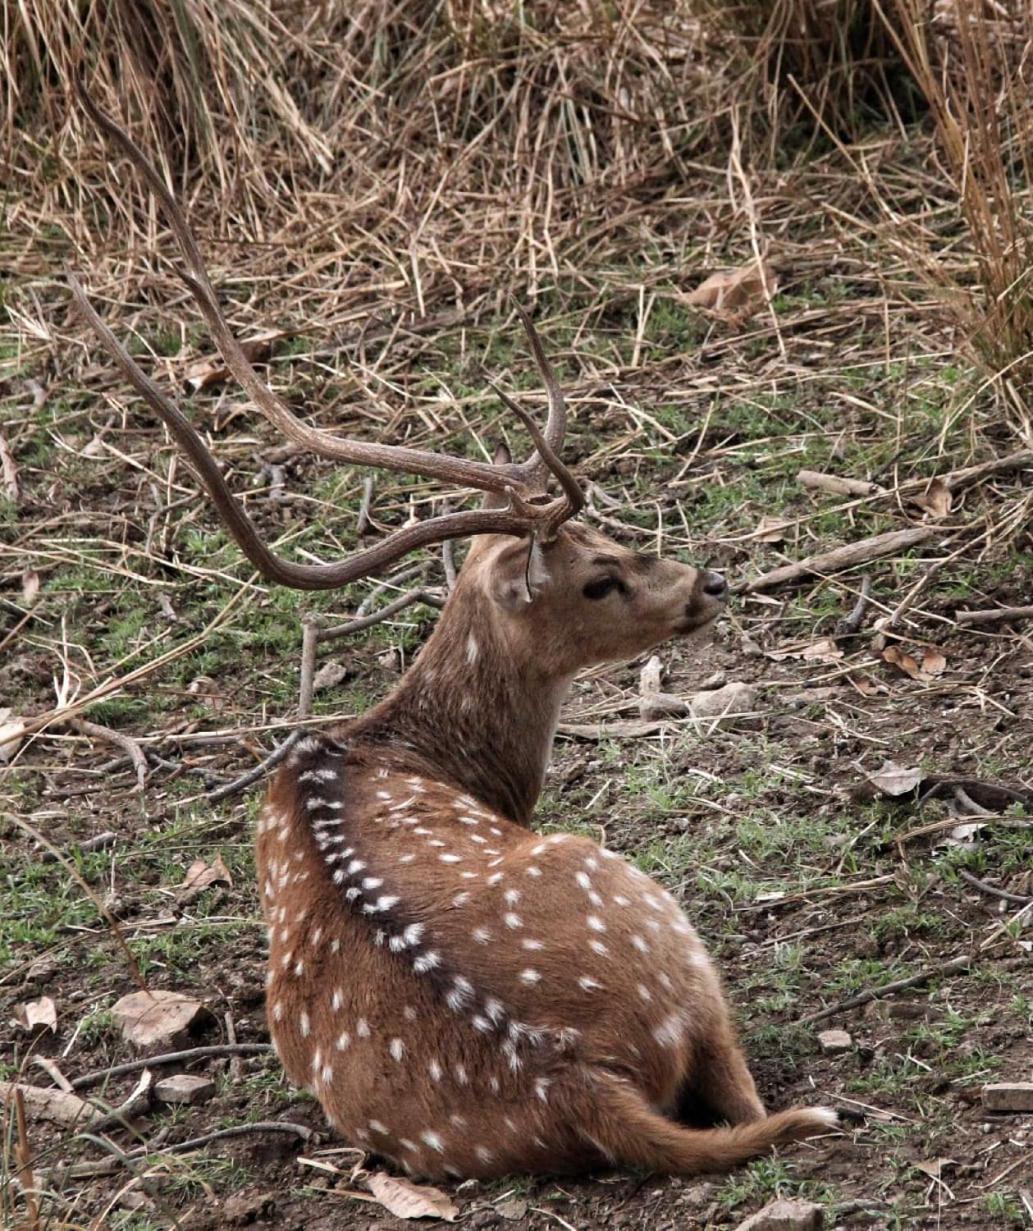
left=258, top=734, right=839, bottom=1179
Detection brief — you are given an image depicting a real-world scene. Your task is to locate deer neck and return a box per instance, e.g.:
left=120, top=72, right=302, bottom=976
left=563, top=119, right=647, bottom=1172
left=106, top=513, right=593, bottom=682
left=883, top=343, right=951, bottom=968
left=355, top=592, right=570, bottom=825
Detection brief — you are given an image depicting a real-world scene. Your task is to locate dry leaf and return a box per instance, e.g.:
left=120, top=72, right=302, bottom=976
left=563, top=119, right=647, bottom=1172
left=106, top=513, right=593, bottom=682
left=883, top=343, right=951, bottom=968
left=914, top=1157, right=956, bottom=1180
left=755, top=515, right=788, bottom=542
left=367, top=1173, right=458, bottom=1222
left=801, top=637, right=844, bottom=664
left=883, top=644, right=946, bottom=681
left=911, top=478, right=952, bottom=520
left=920, top=649, right=946, bottom=677
left=0, top=709, right=26, bottom=765
left=112, top=989, right=209, bottom=1049
left=313, top=660, right=349, bottom=692
left=685, top=259, right=778, bottom=323
left=21, top=570, right=40, bottom=605
left=180, top=854, right=233, bottom=892
left=183, top=330, right=290, bottom=393
left=868, top=761, right=925, bottom=797
left=12, top=996, right=57, bottom=1033
left=0, top=434, right=19, bottom=501
left=766, top=638, right=842, bottom=663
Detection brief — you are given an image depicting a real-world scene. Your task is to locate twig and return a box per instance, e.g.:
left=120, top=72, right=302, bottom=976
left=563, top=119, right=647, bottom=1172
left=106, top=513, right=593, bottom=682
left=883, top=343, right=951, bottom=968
left=741, top=527, right=940, bottom=593
left=835, top=575, right=872, bottom=637
left=799, top=469, right=885, bottom=498
left=208, top=730, right=302, bottom=803
left=356, top=475, right=375, bottom=536
left=13, top=1089, right=40, bottom=1231
left=797, top=953, right=973, bottom=1024
left=68, top=719, right=148, bottom=790
left=71, top=1043, right=274, bottom=1091
left=955, top=604, right=1033, bottom=626
left=958, top=868, right=1032, bottom=906
left=40, top=831, right=118, bottom=863
left=118, top=1119, right=317, bottom=1157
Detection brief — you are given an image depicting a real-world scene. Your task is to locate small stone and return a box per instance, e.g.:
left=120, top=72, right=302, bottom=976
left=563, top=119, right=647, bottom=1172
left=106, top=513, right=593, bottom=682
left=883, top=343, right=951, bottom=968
left=699, top=671, right=727, bottom=690
left=735, top=1197, right=824, bottom=1231
left=222, top=1187, right=276, bottom=1225
left=112, top=989, right=209, bottom=1050
left=154, top=1073, right=216, bottom=1105
left=818, top=1028, right=853, bottom=1054
left=689, top=682, right=756, bottom=725
left=982, top=1082, right=1033, bottom=1112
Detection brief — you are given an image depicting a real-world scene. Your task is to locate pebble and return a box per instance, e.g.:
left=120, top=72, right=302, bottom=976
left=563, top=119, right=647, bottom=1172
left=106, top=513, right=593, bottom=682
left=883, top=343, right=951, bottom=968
left=735, top=1197, right=824, bottom=1231
left=982, top=1082, right=1033, bottom=1112
left=154, top=1073, right=216, bottom=1105
left=818, top=1028, right=853, bottom=1054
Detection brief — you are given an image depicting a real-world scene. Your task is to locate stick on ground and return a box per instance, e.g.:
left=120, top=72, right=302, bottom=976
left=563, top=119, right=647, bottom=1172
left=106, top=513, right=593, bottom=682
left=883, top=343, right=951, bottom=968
left=741, top=527, right=940, bottom=593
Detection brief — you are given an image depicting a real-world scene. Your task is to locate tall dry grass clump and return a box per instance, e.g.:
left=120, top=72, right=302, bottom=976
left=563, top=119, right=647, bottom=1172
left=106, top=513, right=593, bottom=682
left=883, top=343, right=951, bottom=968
left=887, top=0, right=1033, bottom=417
left=697, top=0, right=916, bottom=149
left=5, top=1, right=723, bottom=312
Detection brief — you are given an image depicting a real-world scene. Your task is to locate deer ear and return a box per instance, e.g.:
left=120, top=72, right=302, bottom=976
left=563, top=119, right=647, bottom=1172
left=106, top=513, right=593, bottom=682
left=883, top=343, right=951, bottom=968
left=490, top=537, right=552, bottom=610
left=480, top=442, right=513, bottom=510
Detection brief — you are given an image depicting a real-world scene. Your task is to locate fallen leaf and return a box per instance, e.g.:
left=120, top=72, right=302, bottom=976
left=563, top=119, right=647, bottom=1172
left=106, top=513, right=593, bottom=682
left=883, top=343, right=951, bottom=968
left=883, top=644, right=946, bottom=681
left=766, top=638, right=842, bottom=663
left=755, top=515, right=788, bottom=542
left=112, top=989, right=209, bottom=1050
left=12, top=996, right=57, bottom=1033
left=496, top=1197, right=529, bottom=1220
left=312, top=660, right=349, bottom=692
left=920, top=649, right=946, bottom=677
left=183, top=330, right=290, bottom=393
left=868, top=760, right=925, bottom=797
left=21, top=570, right=40, bottom=605
left=914, top=1157, right=956, bottom=1180
left=911, top=478, right=952, bottom=520
left=367, top=1173, right=458, bottom=1222
left=0, top=434, right=19, bottom=500
left=801, top=637, right=844, bottom=664
left=180, top=854, right=233, bottom=892
left=882, top=644, right=922, bottom=679
left=685, top=258, right=778, bottom=323
left=0, top=709, right=26, bottom=764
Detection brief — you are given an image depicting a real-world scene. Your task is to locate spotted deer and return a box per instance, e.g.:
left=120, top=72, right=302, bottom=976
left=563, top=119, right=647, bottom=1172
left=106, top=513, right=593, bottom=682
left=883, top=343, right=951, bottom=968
left=73, top=90, right=843, bottom=1181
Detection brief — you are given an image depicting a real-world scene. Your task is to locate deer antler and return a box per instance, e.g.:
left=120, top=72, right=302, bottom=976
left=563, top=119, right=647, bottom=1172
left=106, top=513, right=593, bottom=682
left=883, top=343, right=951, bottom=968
left=70, top=84, right=584, bottom=588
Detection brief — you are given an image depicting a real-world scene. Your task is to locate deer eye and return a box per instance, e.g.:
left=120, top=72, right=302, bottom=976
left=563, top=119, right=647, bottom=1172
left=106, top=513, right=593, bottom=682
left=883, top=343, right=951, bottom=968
left=582, top=577, right=628, bottom=600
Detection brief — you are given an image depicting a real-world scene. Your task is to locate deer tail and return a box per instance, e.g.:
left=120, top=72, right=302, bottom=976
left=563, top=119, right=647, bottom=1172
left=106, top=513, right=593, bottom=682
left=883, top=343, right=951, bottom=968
left=583, top=1071, right=840, bottom=1175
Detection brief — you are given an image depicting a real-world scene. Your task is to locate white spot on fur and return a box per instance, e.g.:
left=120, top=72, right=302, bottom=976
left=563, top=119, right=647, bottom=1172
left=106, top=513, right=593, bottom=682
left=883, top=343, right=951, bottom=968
left=466, top=635, right=479, bottom=664
left=504, top=913, right=523, bottom=929
left=519, top=968, right=541, bottom=984
left=389, top=1038, right=405, bottom=1061
left=578, top=975, right=602, bottom=991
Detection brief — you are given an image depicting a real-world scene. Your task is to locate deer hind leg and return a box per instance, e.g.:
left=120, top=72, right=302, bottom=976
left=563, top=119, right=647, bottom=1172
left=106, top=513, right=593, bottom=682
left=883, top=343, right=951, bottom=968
left=676, top=1015, right=765, bottom=1128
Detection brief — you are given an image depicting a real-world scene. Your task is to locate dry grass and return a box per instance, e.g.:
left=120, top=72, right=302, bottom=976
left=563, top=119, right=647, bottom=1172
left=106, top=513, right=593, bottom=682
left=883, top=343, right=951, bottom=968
left=888, top=0, right=1033, bottom=427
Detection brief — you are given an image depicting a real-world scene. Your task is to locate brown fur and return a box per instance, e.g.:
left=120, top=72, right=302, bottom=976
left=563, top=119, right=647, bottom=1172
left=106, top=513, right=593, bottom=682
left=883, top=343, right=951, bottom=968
left=257, top=521, right=839, bottom=1179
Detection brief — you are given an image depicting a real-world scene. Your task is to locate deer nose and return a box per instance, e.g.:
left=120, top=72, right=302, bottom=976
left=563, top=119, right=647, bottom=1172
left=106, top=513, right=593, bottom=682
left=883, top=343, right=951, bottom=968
left=702, top=570, right=728, bottom=599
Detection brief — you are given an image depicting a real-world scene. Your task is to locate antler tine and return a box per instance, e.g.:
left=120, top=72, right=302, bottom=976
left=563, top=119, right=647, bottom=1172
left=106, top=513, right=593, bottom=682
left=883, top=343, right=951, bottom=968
left=488, top=380, right=584, bottom=528
left=68, top=275, right=571, bottom=590
left=74, top=81, right=519, bottom=500
left=511, top=305, right=571, bottom=487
